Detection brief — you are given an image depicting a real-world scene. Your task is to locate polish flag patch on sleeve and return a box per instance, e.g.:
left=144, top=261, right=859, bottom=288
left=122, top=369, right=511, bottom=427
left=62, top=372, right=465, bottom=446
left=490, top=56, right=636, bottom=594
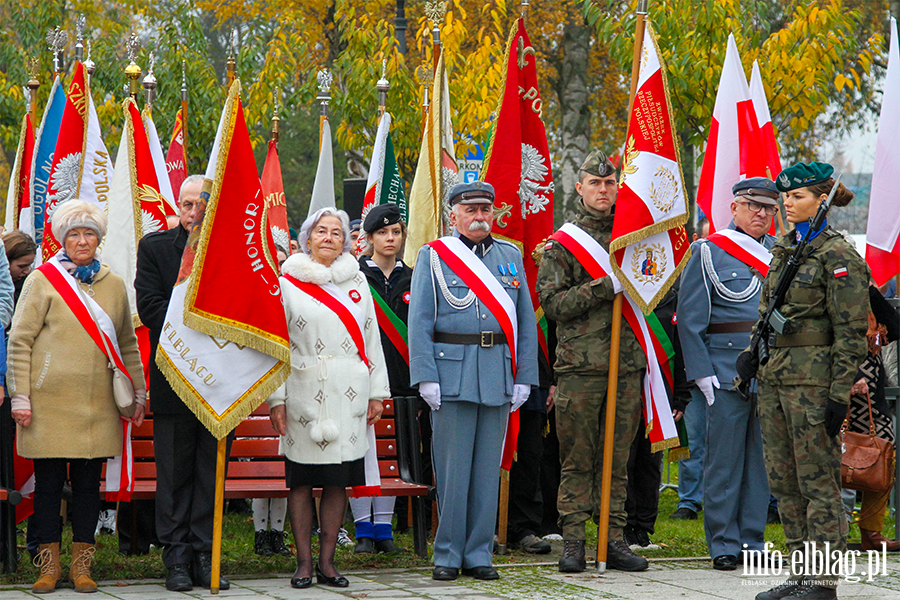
left=833, top=266, right=848, bottom=278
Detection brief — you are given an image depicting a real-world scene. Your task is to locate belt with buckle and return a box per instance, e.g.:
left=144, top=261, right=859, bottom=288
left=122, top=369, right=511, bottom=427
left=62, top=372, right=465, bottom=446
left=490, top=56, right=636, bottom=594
left=768, top=331, right=834, bottom=348
left=433, top=331, right=508, bottom=348
left=706, top=320, right=757, bottom=334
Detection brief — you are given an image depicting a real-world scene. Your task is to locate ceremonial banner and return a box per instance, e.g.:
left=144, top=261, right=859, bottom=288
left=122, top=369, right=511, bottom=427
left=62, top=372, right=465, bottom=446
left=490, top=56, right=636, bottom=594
left=357, top=112, right=407, bottom=254
left=404, top=52, right=458, bottom=266
left=866, top=17, right=900, bottom=286
left=261, top=139, right=290, bottom=254
left=306, top=118, right=335, bottom=218
left=166, top=109, right=187, bottom=200
left=695, top=34, right=757, bottom=233
left=4, top=114, right=35, bottom=235
left=610, top=22, right=690, bottom=313
left=482, top=17, right=555, bottom=365
left=30, top=76, right=66, bottom=250
left=44, top=62, right=112, bottom=262
left=748, top=60, right=782, bottom=181
left=156, top=80, right=290, bottom=439
left=143, top=109, right=178, bottom=215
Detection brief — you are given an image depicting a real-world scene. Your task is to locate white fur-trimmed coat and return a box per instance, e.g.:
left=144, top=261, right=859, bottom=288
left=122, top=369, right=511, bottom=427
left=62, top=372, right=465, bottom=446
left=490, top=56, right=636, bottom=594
left=267, top=252, right=390, bottom=466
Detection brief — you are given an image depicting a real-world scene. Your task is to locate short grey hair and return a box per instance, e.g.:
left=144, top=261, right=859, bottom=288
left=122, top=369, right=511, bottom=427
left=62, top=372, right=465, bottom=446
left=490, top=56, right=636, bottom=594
left=298, top=207, right=352, bottom=255
left=179, top=174, right=205, bottom=202
left=51, top=200, right=107, bottom=242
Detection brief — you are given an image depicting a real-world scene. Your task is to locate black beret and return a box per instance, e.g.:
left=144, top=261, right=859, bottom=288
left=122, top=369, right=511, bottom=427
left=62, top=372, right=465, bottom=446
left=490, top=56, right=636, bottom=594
left=363, top=203, right=402, bottom=233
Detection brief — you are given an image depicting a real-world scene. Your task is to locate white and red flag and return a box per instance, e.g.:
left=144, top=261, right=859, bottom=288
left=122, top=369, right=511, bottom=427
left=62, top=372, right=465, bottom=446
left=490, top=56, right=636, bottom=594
left=156, top=80, right=290, bottom=439
left=143, top=109, right=178, bottom=216
left=166, top=109, right=188, bottom=200
left=357, top=112, right=406, bottom=254
left=747, top=60, right=782, bottom=180
left=306, top=118, right=336, bottom=218
left=610, top=21, right=690, bottom=314
left=695, top=34, right=758, bottom=233
left=404, top=52, right=458, bottom=266
left=43, top=62, right=111, bottom=262
left=866, top=17, right=900, bottom=286
left=261, top=139, right=291, bottom=255
left=3, top=114, right=35, bottom=236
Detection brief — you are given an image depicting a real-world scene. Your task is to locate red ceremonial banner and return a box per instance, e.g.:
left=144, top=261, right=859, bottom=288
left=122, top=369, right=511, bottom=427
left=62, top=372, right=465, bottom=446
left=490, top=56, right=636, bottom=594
left=261, top=140, right=290, bottom=255
left=166, top=109, right=187, bottom=202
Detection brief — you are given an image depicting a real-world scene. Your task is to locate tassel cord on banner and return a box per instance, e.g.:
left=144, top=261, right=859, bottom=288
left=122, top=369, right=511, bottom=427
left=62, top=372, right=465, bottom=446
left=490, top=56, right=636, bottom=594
left=598, top=0, right=647, bottom=573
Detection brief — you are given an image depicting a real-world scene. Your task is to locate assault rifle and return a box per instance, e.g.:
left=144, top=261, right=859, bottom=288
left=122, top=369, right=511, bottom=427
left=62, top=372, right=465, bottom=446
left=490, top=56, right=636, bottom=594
left=734, top=175, right=842, bottom=401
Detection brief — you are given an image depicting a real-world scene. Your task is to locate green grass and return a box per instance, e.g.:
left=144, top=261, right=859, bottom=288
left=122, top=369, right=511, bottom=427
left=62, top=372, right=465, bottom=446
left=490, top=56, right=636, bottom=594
left=1, top=457, right=890, bottom=585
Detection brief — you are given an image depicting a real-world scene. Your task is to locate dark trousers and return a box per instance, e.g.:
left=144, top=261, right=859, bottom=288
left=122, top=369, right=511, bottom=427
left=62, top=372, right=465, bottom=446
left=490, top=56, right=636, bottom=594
left=507, top=408, right=546, bottom=542
left=154, top=414, right=232, bottom=568
left=32, top=458, right=104, bottom=545
left=540, top=407, right=561, bottom=536
left=625, top=417, right=662, bottom=534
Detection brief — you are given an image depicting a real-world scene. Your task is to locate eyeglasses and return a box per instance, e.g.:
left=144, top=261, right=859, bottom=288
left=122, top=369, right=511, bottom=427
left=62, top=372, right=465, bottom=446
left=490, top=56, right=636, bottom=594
left=737, top=200, right=778, bottom=216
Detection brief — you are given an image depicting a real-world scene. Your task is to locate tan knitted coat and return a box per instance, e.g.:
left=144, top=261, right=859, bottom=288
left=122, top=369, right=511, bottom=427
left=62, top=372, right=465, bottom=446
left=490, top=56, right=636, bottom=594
left=8, top=265, right=146, bottom=459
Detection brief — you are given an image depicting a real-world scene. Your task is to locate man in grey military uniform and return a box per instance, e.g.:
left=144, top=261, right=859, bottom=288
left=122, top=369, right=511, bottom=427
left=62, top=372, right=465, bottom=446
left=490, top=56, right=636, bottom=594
left=408, top=181, right=539, bottom=582
left=677, top=177, right=778, bottom=571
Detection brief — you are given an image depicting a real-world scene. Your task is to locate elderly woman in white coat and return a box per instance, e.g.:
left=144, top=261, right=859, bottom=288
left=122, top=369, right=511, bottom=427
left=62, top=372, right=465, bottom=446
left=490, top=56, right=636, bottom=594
left=269, top=207, right=389, bottom=589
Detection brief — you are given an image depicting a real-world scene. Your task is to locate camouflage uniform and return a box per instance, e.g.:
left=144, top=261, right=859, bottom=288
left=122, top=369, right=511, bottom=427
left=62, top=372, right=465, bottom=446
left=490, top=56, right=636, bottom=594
left=755, top=227, right=869, bottom=588
left=537, top=200, right=646, bottom=542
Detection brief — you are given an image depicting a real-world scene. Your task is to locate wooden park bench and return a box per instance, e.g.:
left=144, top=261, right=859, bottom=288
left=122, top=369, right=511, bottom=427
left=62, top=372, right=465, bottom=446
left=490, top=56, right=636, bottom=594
left=105, top=396, right=432, bottom=558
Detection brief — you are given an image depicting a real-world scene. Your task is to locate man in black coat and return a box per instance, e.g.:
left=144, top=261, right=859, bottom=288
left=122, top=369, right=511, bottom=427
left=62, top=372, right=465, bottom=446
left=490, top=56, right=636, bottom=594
left=135, top=174, right=230, bottom=591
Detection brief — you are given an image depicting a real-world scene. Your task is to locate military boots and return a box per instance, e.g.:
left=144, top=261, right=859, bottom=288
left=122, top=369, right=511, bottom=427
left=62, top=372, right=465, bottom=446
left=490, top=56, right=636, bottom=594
left=558, top=540, right=586, bottom=572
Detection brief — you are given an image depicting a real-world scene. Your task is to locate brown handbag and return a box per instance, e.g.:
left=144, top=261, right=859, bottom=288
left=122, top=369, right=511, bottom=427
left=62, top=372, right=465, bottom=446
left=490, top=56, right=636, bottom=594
left=840, top=389, right=895, bottom=493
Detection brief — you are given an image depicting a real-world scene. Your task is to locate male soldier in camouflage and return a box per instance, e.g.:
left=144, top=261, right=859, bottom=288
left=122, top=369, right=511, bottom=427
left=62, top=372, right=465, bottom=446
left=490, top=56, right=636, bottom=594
left=737, top=162, right=869, bottom=600
left=536, top=150, right=648, bottom=573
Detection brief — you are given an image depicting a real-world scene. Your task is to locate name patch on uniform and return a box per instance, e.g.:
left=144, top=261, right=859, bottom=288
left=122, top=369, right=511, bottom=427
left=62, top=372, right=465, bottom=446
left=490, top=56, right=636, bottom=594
left=833, top=267, right=848, bottom=278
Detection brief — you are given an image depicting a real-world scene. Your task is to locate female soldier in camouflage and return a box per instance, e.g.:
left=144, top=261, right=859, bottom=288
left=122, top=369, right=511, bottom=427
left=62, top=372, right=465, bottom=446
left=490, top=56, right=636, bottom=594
left=747, top=162, right=869, bottom=600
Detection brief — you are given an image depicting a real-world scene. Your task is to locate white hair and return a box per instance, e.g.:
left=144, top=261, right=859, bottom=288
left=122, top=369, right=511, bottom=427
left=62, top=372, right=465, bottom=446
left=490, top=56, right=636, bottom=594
left=179, top=174, right=205, bottom=202
left=51, top=200, right=108, bottom=242
left=298, top=207, right=352, bottom=254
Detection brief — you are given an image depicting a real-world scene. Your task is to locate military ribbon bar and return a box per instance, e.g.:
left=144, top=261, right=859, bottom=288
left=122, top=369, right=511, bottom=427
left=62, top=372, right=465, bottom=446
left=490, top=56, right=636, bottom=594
left=705, top=229, right=773, bottom=277
left=283, top=274, right=369, bottom=367
left=426, top=237, right=519, bottom=377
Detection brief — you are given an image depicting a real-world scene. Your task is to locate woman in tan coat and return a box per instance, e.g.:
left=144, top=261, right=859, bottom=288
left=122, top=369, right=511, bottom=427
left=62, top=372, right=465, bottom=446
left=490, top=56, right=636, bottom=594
left=9, top=201, right=146, bottom=593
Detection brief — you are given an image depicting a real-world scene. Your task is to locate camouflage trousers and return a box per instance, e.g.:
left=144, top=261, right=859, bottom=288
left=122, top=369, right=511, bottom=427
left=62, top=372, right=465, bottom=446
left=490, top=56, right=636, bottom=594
left=555, top=372, right=642, bottom=541
left=758, top=383, right=847, bottom=589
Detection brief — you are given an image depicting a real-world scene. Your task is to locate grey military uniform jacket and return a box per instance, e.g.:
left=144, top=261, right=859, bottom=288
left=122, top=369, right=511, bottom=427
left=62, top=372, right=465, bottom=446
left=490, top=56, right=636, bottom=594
left=408, top=235, right=539, bottom=405
left=678, top=223, right=775, bottom=384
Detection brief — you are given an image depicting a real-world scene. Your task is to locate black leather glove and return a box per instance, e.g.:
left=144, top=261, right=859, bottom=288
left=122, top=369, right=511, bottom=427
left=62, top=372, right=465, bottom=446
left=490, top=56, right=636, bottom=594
left=824, top=400, right=847, bottom=438
left=735, top=350, right=758, bottom=383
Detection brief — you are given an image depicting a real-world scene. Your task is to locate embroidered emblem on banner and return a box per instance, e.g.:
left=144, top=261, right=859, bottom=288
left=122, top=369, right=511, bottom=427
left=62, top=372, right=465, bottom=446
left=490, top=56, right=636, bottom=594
left=649, top=165, right=678, bottom=213
left=631, top=242, right=667, bottom=285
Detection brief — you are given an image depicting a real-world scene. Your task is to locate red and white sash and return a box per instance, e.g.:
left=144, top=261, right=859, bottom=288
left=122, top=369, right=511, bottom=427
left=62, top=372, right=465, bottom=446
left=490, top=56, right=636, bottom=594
left=283, top=275, right=369, bottom=367
left=705, top=229, right=772, bottom=277
left=427, top=237, right=519, bottom=376
left=550, top=223, right=678, bottom=446
left=37, top=256, right=135, bottom=501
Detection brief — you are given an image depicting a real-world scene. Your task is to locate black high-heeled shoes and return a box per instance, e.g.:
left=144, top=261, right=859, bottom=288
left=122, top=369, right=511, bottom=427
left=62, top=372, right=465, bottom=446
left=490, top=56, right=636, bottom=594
left=290, top=575, right=312, bottom=589
left=315, top=562, right=349, bottom=588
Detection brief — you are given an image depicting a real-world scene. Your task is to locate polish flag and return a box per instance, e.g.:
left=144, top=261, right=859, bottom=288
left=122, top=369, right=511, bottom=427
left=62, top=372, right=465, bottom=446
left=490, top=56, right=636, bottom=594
left=747, top=61, right=782, bottom=180
left=696, top=34, right=758, bottom=233
left=866, top=17, right=900, bottom=286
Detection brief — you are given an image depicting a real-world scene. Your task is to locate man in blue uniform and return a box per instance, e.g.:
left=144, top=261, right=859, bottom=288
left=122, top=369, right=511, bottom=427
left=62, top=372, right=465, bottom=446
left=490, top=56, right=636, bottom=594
left=408, top=181, right=539, bottom=581
left=677, top=177, right=777, bottom=570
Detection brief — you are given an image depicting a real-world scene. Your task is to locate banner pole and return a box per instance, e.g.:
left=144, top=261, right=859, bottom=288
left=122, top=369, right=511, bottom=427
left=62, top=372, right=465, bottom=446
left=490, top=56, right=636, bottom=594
left=210, top=437, right=227, bottom=594
left=597, top=0, right=647, bottom=574
left=181, top=59, right=189, bottom=166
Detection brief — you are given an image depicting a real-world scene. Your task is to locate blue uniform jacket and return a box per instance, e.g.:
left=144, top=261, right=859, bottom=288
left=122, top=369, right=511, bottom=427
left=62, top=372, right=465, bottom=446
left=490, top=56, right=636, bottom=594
left=677, top=223, right=775, bottom=384
left=408, top=236, right=539, bottom=405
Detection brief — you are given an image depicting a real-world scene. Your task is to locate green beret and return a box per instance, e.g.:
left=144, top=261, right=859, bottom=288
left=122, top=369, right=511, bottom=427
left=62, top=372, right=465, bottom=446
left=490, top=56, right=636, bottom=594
left=580, top=150, right=616, bottom=178
left=775, top=161, right=834, bottom=192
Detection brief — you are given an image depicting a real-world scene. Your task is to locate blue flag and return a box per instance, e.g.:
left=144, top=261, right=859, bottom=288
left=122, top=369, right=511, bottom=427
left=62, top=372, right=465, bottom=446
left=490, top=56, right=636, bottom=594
left=30, top=76, right=66, bottom=250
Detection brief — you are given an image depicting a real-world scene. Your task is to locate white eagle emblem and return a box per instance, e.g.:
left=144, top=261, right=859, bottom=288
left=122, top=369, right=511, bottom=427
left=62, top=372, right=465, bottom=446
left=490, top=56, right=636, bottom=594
left=271, top=225, right=290, bottom=254
left=140, top=210, right=164, bottom=236
left=520, top=144, right=553, bottom=217
left=46, top=153, right=82, bottom=218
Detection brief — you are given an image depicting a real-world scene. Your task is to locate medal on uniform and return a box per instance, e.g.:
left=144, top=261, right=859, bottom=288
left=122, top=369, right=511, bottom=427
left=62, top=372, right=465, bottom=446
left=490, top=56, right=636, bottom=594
left=508, top=262, right=520, bottom=288
left=498, top=264, right=509, bottom=284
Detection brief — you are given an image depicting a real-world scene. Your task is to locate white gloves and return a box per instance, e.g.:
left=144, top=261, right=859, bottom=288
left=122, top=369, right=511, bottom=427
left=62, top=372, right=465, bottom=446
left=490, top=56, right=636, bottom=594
left=696, top=375, right=720, bottom=406
left=419, top=381, right=442, bottom=411
left=511, top=384, right=531, bottom=413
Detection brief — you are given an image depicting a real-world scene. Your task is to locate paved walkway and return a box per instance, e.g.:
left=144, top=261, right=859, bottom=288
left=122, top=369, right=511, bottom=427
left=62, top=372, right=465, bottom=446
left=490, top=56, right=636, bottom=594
left=5, top=557, right=900, bottom=600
